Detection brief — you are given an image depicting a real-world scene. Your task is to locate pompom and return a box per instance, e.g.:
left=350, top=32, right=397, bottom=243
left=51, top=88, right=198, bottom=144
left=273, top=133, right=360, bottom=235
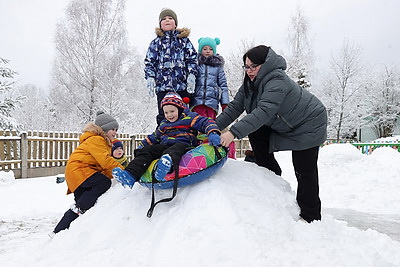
left=182, top=97, right=190, bottom=104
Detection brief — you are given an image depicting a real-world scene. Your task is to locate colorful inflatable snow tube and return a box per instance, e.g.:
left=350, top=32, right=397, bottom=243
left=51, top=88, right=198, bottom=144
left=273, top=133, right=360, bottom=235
left=138, top=144, right=228, bottom=189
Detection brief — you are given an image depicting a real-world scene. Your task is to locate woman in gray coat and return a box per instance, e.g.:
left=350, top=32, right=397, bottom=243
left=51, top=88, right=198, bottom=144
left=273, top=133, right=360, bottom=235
left=216, top=45, right=327, bottom=223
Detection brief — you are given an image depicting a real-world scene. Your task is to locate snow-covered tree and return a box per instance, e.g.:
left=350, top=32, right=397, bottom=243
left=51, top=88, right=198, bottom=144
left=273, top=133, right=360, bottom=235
left=0, top=58, right=24, bottom=131
left=11, top=84, right=55, bottom=131
left=116, top=52, right=158, bottom=134
left=366, top=65, right=400, bottom=138
left=49, top=0, right=134, bottom=130
left=321, top=39, right=366, bottom=141
left=285, top=6, right=314, bottom=90
left=224, top=39, right=252, bottom=101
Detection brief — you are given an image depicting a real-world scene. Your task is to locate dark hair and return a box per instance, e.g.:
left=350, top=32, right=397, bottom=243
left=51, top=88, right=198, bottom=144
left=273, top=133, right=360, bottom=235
left=242, top=45, right=270, bottom=65
left=242, top=45, right=270, bottom=96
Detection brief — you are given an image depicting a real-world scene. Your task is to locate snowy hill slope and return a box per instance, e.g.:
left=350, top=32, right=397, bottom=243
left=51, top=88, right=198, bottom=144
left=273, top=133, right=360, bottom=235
left=2, top=157, right=400, bottom=266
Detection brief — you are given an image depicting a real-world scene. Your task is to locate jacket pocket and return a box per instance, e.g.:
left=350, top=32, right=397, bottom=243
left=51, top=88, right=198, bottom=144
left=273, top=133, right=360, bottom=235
left=276, top=114, right=294, bottom=129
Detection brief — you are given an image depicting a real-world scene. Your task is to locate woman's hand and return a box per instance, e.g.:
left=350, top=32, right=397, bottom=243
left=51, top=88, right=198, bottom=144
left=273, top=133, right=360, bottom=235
left=221, top=131, right=234, bottom=147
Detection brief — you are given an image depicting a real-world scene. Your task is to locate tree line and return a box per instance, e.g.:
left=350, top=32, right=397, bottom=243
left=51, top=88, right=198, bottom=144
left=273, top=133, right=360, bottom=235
left=2, top=0, right=400, bottom=141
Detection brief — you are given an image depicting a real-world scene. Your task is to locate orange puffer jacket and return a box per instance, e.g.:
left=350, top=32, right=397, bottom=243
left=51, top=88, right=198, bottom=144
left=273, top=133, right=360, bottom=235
left=65, top=123, right=123, bottom=194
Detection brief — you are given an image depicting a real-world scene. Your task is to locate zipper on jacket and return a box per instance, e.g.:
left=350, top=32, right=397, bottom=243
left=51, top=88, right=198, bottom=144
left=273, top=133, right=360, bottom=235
left=202, top=65, right=208, bottom=104
left=276, top=114, right=294, bottom=128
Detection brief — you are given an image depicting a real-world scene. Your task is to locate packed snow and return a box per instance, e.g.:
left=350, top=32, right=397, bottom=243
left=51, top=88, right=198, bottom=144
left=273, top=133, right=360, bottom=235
left=1, top=143, right=400, bottom=266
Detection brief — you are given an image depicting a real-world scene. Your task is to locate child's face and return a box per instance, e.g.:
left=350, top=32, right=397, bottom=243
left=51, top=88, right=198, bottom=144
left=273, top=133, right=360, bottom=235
left=163, top=105, right=179, bottom=122
left=201, top=46, right=214, bottom=57
left=106, top=128, right=117, bottom=140
left=113, top=147, right=124, bottom=159
left=160, top=16, right=176, bottom=31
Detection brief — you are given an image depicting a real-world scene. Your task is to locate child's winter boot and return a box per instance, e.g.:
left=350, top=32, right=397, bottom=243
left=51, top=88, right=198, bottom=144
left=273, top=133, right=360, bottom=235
left=112, top=167, right=136, bottom=188
left=155, top=154, right=172, bottom=182
left=70, top=204, right=86, bottom=215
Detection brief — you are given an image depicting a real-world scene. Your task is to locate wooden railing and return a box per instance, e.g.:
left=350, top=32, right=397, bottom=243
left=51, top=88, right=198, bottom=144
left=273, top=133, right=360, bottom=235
left=0, top=130, right=251, bottom=179
left=0, top=131, right=134, bottom=179
left=10, top=129, right=398, bottom=179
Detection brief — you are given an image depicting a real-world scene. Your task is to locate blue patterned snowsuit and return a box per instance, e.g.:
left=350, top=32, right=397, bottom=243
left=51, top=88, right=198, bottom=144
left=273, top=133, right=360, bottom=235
left=144, top=28, right=198, bottom=93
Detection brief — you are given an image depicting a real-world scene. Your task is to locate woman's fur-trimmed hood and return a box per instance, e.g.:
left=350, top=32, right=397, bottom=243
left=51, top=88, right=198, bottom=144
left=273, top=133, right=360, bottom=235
left=155, top=27, right=191, bottom=38
left=82, top=122, right=112, bottom=146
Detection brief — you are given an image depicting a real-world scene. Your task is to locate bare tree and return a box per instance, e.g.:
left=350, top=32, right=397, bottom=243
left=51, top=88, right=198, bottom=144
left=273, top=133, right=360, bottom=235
left=49, top=0, right=133, bottom=128
left=118, top=53, right=158, bottom=134
left=285, top=6, right=314, bottom=90
left=322, top=39, right=366, bottom=141
left=11, top=84, right=54, bottom=131
left=367, top=65, right=400, bottom=138
left=224, top=39, right=253, bottom=100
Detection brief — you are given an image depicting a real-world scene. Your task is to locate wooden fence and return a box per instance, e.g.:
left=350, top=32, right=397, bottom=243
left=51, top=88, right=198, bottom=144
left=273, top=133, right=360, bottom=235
left=0, top=131, right=251, bottom=179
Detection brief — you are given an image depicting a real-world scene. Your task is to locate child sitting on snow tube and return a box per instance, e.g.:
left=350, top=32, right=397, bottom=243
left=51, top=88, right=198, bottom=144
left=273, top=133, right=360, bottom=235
left=112, top=92, right=221, bottom=188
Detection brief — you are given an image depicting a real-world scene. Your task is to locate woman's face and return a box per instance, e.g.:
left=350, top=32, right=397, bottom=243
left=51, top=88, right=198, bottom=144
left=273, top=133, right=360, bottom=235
left=244, top=57, right=262, bottom=81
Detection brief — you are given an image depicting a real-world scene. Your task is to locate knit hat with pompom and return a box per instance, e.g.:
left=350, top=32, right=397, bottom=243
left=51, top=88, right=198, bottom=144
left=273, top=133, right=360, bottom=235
left=161, top=92, right=190, bottom=109
left=198, top=37, right=220, bottom=54
left=95, top=111, right=118, bottom=132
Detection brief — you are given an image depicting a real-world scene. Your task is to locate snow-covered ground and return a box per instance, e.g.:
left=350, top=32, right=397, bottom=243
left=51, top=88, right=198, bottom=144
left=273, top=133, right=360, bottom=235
left=1, top=143, right=400, bottom=266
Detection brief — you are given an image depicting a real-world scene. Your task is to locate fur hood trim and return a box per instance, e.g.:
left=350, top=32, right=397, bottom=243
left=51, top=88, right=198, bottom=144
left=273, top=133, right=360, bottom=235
left=198, top=54, right=225, bottom=67
left=155, top=27, right=191, bottom=38
left=82, top=122, right=112, bottom=146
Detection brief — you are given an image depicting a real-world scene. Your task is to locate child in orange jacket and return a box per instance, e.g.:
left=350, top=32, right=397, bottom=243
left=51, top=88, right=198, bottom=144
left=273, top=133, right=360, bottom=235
left=51, top=111, right=123, bottom=236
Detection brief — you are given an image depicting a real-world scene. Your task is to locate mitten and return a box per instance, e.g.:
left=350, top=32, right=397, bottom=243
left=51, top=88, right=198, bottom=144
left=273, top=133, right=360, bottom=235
left=207, top=132, right=221, bottom=146
left=136, top=144, right=143, bottom=149
left=146, top=78, right=156, bottom=97
left=186, top=73, right=196, bottom=94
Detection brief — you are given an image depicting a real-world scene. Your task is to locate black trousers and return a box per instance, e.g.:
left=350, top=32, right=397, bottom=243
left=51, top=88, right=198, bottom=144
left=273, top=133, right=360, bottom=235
left=292, top=147, right=321, bottom=222
left=248, top=126, right=321, bottom=222
left=156, top=91, right=191, bottom=125
left=53, top=172, right=111, bottom=233
left=125, top=143, right=190, bottom=179
left=248, top=126, right=282, bottom=176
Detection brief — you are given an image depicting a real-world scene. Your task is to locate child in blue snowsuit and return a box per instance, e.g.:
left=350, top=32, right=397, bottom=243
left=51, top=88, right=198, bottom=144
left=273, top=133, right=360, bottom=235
left=191, top=37, right=236, bottom=159
left=144, top=8, right=198, bottom=125
left=112, top=92, right=221, bottom=187
left=191, top=37, right=230, bottom=119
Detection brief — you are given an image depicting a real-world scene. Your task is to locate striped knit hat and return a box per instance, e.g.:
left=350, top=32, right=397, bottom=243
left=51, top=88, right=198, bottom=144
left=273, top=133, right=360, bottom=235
left=160, top=92, right=189, bottom=109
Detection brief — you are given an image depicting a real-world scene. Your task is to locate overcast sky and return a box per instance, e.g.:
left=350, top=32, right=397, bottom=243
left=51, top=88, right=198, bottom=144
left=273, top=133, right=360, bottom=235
left=1, top=0, right=399, bottom=90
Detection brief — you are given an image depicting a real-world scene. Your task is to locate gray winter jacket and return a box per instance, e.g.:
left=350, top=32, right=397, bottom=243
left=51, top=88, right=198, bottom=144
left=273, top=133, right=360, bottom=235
left=215, top=48, right=327, bottom=152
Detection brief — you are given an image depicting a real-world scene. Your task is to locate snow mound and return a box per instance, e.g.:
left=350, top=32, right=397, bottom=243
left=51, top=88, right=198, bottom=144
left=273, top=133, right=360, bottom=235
left=0, top=170, right=15, bottom=185
left=320, top=143, right=364, bottom=163
left=4, top=160, right=400, bottom=266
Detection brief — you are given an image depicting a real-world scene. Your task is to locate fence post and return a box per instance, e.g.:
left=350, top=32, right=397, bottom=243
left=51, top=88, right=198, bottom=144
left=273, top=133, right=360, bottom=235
left=239, top=139, right=244, bottom=158
left=131, top=135, right=136, bottom=150
left=20, top=132, right=28, bottom=178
